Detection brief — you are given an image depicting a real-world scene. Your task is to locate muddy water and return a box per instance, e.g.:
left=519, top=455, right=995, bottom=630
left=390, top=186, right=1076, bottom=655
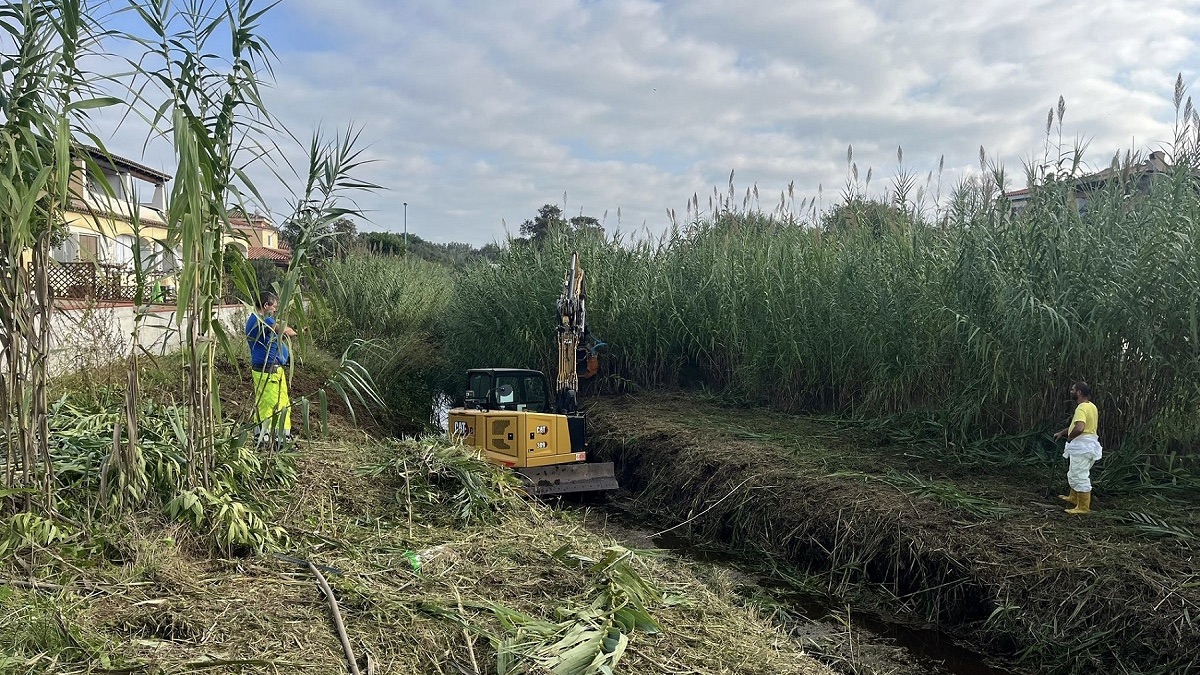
left=647, top=530, right=1019, bottom=675
left=768, top=582, right=1016, bottom=675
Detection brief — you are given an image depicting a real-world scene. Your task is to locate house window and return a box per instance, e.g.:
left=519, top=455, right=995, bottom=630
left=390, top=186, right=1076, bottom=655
left=139, top=239, right=156, bottom=270
left=86, top=172, right=106, bottom=199
left=78, top=234, right=101, bottom=262
left=51, top=237, right=78, bottom=263
left=113, top=234, right=136, bottom=266
left=160, top=247, right=180, bottom=273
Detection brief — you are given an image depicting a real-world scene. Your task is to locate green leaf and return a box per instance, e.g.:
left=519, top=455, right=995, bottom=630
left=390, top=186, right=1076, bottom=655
left=65, top=96, right=122, bottom=111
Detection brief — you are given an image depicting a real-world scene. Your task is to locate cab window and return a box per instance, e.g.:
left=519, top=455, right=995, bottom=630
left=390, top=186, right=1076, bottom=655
left=467, top=372, right=550, bottom=412
left=521, top=374, right=548, bottom=412
left=492, top=374, right=519, bottom=409
left=467, top=373, right=492, bottom=404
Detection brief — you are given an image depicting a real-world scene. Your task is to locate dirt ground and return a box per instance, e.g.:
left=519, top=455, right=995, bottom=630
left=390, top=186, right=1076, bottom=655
left=586, top=392, right=1200, bottom=675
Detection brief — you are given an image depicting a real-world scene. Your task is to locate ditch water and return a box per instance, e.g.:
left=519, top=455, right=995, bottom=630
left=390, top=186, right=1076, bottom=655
left=645, top=528, right=1018, bottom=675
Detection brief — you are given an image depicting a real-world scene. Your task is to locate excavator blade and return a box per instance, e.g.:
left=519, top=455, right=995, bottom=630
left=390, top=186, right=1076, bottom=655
left=515, top=462, right=619, bottom=495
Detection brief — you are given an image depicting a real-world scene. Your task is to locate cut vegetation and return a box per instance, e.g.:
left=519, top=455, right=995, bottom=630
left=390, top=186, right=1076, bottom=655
left=588, top=393, right=1200, bottom=675
left=1, top=411, right=838, bottom=675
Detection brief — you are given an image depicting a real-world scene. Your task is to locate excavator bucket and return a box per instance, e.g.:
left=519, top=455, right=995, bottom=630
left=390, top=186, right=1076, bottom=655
left=515, top=462, right=619, bottom=496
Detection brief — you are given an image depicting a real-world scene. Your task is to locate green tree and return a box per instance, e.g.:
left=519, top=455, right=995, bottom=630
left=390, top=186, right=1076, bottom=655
left=520, top=204, right=567, bottom=243
left=358, top=230, right=500, bottom=267
left=519, top=205, right=605, bottom=246
left=569, top=215, right=604, bottom=238
left=330, top=217, right=357, bottom=257
left=820, top=198, right=916, bottom=238
left=282, top=216, right=358, bottom=260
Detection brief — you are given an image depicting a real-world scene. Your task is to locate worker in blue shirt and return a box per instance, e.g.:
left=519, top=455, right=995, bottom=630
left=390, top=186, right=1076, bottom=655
left=246, top=291, right=296, bottom=444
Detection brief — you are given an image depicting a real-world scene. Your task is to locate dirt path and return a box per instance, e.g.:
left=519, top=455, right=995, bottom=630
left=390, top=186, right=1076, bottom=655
left=586, top=393, right=1200, bottom=675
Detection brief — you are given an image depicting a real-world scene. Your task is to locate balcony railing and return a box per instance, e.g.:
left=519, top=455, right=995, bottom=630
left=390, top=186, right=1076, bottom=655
left=47, top=261, right=175, bottom=303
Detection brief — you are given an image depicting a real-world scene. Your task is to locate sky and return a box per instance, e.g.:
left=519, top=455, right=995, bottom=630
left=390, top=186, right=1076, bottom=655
left=90, top=0, right=1200, bottom=246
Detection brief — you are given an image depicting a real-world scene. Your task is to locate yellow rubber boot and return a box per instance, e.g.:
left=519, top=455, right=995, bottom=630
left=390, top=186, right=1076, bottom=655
left=1065, top=491, right=1091, bottom=515
left=1059, top=489, right=1078, bottom=505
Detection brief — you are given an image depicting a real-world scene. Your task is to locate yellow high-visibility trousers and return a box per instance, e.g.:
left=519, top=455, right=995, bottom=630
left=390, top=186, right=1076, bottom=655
left=251, top=368, right=291, bottom=440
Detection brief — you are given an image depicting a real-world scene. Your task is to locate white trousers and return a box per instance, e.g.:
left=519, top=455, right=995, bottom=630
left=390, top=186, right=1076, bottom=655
left=1067, top=455, right=1097, bottom=492
left=1063, top=434, right=1102, bottom=492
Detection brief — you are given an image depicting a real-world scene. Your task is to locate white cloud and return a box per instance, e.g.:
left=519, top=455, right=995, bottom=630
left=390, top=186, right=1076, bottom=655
left=90, top=0, right=1200, bottom=244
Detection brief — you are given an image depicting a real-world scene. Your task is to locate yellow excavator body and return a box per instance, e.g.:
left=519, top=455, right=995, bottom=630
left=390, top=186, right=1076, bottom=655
left=448, top=408, right=584, bottom=468
left=447, top=367, right=617, bottom=495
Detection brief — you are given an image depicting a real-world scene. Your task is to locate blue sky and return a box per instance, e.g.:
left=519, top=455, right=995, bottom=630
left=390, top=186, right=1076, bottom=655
left=89, top=0, right=1200, bottom=245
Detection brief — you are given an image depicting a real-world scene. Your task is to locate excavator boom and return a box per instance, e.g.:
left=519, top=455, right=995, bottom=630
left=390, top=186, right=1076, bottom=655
left=556, top=252, right=584, bottom=411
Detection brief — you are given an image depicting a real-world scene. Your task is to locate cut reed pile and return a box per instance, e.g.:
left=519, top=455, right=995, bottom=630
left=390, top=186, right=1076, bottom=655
left=587, top=393, right=1200, bottom=675
left=1, top=420, right=838, bottom=674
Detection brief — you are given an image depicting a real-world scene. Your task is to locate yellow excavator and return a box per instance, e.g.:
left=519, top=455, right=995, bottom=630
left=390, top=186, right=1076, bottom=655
left=447, top=252, right=617, bottom=495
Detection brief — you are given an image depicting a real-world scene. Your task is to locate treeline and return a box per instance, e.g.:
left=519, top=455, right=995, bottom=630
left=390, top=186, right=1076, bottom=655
left=357, top=231, right=502, bottom=266
left=351, top=201, right=607, bottom=266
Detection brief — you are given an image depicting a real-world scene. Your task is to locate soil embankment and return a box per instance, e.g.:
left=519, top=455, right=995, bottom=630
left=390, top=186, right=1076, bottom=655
left=587, top=393, right=1200, bottom=675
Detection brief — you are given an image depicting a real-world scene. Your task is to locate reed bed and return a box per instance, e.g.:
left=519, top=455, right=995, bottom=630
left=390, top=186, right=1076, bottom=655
left=311, top=254, right=455, bottom=434
left=442, top=140, right=1200, bottom=473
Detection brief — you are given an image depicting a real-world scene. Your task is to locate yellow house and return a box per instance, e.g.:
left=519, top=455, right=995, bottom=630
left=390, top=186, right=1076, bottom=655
left=228, top=210, right=291, bottom=267
left=52, top=146, right=176, bottom=302
left=52, top=148, right=290, bottom=303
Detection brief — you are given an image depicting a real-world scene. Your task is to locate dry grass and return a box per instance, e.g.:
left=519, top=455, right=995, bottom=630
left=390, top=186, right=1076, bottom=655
left=586, top=392, right=1200, bottom=675
left=0, top=422, right=835, bottom=675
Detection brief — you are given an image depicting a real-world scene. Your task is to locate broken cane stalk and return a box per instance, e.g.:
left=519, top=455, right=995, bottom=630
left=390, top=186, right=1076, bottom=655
left=307, top=561, right=361, bottom=675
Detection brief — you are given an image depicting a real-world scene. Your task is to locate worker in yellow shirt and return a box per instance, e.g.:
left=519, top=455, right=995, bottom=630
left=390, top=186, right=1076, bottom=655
left=1053, top=381, right=1102, bottom=514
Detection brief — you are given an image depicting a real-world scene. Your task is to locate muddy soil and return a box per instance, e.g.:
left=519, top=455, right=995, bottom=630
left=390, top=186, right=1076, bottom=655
left=586, top=392, right=1200, bottom=675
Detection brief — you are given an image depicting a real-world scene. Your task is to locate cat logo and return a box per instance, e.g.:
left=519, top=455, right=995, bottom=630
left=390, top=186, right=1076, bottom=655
left=536, top=441, right=548, bottom=449
left=452, top=420, right=470, bottom=438
left=536, top=425, right=548, bottom=434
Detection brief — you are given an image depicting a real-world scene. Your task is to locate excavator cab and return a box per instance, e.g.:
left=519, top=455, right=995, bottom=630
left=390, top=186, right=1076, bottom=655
left=464, top=369, right=551, bottom=412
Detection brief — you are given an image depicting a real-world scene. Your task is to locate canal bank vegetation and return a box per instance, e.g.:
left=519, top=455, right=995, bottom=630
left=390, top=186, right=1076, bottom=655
left=587, top=394, right=1199, bottom=675
left=4, top=356, right=841, bottom=674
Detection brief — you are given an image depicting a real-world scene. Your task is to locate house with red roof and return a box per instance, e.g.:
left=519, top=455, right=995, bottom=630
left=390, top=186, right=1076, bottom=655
left=229, top=210, right=292, bottom=268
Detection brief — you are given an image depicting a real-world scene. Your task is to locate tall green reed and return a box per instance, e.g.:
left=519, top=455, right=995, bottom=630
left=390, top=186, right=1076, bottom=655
left=0, top=0, right=110, bottom=512
left=114, top=0, right=379, bottom=493
left=440, top=90, right=1200, bottom=475
left=119, top=0, right=280, bottom=487
left=312, top=253, right=452, bottom=433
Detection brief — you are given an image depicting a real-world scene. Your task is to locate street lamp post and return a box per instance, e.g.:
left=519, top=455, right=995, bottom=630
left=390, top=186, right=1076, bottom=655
left=403, top=202, right=408, bottom=254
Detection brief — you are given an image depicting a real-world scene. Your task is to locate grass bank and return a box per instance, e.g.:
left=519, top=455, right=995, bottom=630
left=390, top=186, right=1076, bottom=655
left=586, top=392, right=1200, bottom=675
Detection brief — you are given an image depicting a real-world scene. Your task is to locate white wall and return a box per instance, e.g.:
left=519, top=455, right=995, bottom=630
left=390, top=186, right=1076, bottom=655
left=48, top=303, right=248, bottom=377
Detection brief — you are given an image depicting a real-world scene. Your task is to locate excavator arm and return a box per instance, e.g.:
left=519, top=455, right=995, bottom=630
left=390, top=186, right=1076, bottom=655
left=555, top=252, right=586, bottom=412
left=555, top=251, right=605, bottom=410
